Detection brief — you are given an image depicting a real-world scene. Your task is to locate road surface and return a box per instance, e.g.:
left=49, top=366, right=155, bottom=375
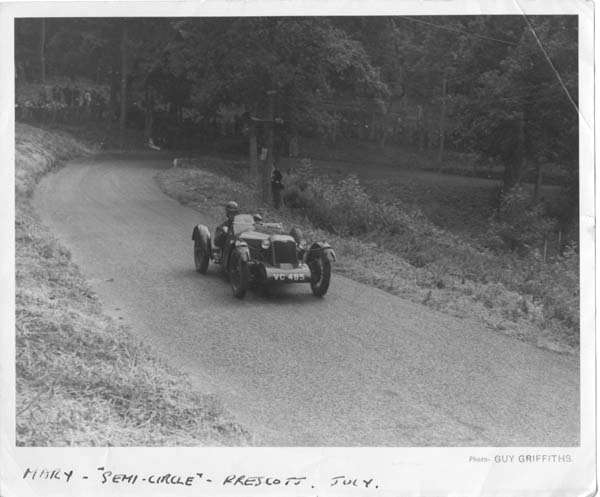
left=33, top=152, right=579, bottom=446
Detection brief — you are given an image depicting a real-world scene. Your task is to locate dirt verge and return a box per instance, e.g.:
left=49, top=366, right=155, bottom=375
left=16, top=123, right=250, bottom=445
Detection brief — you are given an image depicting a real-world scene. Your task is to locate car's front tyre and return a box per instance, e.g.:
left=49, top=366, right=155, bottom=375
left=194, top=239, right=210, bottom=274
left=229, top=251, right=249, bottom=299
left=309, top=254, right=331, bottom=297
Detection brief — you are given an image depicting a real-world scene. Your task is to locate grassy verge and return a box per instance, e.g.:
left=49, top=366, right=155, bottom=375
left=16, top=123, right=250, bottom=445
left=156, top=157, right=578, bottom=356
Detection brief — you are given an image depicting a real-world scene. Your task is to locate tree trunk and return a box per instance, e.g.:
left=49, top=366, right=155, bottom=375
left=369, top=112, right=377, bottom=141
left=379, top=124, right=387, bottom=149
left=331, top=111, right=338, bottom=145
left=261, top=90, right=276, bottom=203
left=109, top=65, right=119, bottom=121
left=143, top=85, right=154, bottom=142
left=437, top=74, right=447, bottom=170
left=289, top=130, right=299, bottom=157
left=533, top=161, right=544, bottom=201
left=503, top=111, right=526, bottom=190
left=417, top=105, right=424, bottom=152
left=40, top=19, right=46, bottom=83
left=249, top=121, right=258, bottom=178
left=119, top=21, right=128, bottom=148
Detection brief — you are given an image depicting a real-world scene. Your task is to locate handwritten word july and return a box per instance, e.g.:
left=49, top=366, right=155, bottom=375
left=331, top=476, right=377, bottom=488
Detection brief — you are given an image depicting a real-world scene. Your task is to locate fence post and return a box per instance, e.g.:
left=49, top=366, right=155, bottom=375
left=558, top=230, right=562, bottom=255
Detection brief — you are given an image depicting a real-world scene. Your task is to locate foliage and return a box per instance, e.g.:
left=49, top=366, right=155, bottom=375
left=15, top=16, right=578, bottom=188
left=452, top=16, right=578, bottom=189
left=167, top=18, right=388, bottom=134
left=284, top=160, right=425, bottom=237
left=15, top=16, right=579, bottom=254
left=485, top=185, right=556, bottom=253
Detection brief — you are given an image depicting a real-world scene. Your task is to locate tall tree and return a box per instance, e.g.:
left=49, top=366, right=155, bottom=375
left=168, top=17, right=388, bottom=198
left=454, top=16, right=578, bottom=192
left=39, top=19, right=46, bottom=83
left=119, top=20, right=128, bottom=144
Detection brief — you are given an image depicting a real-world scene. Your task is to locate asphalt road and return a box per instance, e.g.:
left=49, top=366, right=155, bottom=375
left=33, top=152, right=579, bottom=446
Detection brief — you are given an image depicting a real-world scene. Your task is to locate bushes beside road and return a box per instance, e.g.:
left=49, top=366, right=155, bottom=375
left=156, top=157, right=578, bottom=355
left=285, top=161, right=579, bottom=351
left=15, top=123, right=249, bottom=445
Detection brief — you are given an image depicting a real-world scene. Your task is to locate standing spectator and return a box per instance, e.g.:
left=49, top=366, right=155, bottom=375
left=271, top=166, right=284, bottom=209
left=52, top=85, right=61, bottom=103
left=84, top=90, right=92, bottom=120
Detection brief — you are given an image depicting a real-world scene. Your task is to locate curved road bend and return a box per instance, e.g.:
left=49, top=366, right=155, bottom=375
left=33, top=152, right=578, bottom=446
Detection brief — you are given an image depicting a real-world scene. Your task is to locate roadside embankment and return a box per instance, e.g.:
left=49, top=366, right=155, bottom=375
left=16, top=123, right=250, bottom=445
left=156, top=157, right=578, bottom=356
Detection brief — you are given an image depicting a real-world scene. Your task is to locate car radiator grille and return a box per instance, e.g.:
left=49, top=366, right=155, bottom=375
left=273, top=240, right=297, bottom=265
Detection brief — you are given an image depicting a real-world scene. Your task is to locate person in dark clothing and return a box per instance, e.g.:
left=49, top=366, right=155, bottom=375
left=271, top=167, right=284, bottom=209
left=214, top=201, right=239, bottom=248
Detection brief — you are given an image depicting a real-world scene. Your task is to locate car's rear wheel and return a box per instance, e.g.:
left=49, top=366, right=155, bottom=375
left=229, top=252, right=249, bottom=299
left=309, top=254, right=331, bottom=297
left=194, top=239, right=209, bottom=274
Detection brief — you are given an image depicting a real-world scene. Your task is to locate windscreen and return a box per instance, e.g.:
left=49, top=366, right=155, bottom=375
left=232, top=214, right=255, bottom=235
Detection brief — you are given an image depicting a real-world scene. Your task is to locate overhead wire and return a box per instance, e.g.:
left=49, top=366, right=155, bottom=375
left=266, top=16, right=576, bottom=121
left=395, top=15, right=577, bottom=112
left=397, top=16, right=519, bottom=47
left=520, top=14, right=579, bottom=116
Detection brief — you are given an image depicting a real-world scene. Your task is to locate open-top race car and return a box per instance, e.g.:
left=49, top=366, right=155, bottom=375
left=192, top=213, right=335, bottom=298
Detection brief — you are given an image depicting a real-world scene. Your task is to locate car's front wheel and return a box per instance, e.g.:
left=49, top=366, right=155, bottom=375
left=229, top=251, right=249, bottom=299
left=194, top=239, right=209, bottom=274
left=309, top=254, right=331, bottom=297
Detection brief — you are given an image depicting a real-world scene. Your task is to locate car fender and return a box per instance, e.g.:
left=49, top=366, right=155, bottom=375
left=307, top=242, right=336, bottom=262
left=234, top=240, right=250, bottom=262
left=322, top=247, right=336, bottom=262
left=227, top=241, right=250, bottom=269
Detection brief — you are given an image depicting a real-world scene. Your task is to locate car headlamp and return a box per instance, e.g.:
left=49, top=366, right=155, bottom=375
left=261, top=239, right=271, bottom=249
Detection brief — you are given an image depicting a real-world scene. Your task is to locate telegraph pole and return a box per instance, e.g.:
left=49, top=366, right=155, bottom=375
left=263, top=89, right=277, bottom=203
left=249, top=120, right=258, bottom=179
left=40, top=19, right=46, bottom=84
left=119, top=20, right=128, bottom=148
left=437, top=73, right=447, bottom=170
left=246, top=91, right=281, bottom=203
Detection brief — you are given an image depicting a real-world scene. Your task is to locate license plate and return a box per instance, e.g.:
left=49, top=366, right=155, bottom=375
left=272, top=272, right=306, bottom=281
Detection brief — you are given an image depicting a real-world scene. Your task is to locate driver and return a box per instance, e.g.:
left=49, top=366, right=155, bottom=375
left=214, top=201, right=239, bottom=248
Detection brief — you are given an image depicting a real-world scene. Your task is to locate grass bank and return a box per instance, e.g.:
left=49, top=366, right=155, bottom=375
left=16, top=123, right=250, bottom=445
left=156, top=157, right=578, bottom=356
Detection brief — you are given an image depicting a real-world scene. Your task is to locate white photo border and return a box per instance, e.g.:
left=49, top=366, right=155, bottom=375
left=0, top=1, right=595, bottom=496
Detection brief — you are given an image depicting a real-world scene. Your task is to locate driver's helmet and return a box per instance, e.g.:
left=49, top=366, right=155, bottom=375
left=225, top=201, right=239, bottom=219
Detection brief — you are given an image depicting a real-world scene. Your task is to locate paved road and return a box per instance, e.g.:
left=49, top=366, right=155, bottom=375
left=33, top=152, right=579, bottom=446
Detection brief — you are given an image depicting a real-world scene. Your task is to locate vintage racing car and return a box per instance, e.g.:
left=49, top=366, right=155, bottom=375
left=192, top=213, right=335, bottom=298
